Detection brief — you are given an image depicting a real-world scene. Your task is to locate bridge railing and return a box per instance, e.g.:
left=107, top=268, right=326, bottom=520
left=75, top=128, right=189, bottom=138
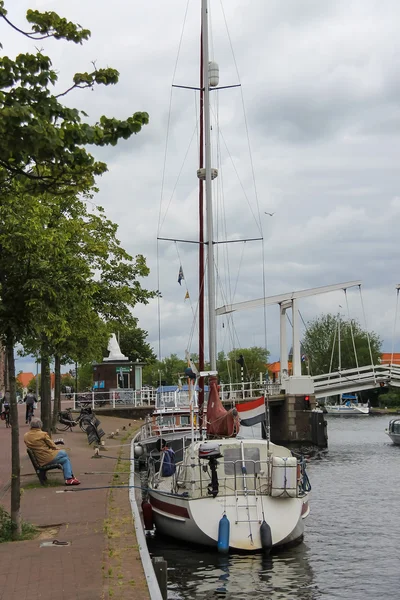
left=312, top=363, right=395, bottom=396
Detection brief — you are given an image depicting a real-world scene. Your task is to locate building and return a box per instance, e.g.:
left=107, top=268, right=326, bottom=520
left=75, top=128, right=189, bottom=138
left=267, top=361, right=293, bottom=382
left=17, top=372, right=35, bottom=396
left=380, top=353, right=400, bottom=364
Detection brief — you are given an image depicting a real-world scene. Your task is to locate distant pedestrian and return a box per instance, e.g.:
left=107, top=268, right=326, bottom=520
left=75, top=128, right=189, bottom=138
left=24, top=388, right=37, bottom=424
left=24, top=417, right=80, bottom=486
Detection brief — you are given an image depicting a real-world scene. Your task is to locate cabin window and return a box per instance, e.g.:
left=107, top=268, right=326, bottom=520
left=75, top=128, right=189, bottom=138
left=160, top=416, right=175, bottom=427
left=223, top=447, right=260, bottom=476
left=392, top=421, right=400, bottom=434
left=180, top=416, right=190, bottom=425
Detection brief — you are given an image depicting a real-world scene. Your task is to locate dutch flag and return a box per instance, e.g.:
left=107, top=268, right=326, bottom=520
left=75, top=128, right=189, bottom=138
left=236, top=396, right=265, bottom=427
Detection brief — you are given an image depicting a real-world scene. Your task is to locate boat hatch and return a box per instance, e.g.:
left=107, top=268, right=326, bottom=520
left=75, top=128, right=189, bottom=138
left=223, top=447, right=261, bottom=476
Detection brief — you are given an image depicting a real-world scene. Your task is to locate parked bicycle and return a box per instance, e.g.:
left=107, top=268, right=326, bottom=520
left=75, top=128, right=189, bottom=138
left=1, top=403, right=11, bottom=428
left=57, top=407, right=95, bottom=433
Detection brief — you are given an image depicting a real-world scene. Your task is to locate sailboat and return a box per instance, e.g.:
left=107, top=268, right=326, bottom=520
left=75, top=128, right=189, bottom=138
left=324, top=393, right=370, bottom=415
left=134, top=0, right=311, bottom=552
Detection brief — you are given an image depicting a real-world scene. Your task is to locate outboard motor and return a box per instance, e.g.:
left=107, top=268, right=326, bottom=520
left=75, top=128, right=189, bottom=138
left=199, top=442, right=222, bottom=498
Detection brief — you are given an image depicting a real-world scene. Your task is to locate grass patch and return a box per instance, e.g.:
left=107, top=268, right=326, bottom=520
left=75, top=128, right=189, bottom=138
left=22, top=479, right=64, bottom=490
left=0, top=505, right=38, bottom=543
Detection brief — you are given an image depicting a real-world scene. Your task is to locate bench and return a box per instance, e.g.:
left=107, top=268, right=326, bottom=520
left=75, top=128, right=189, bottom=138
left=26, top=448, right=63, bottom=485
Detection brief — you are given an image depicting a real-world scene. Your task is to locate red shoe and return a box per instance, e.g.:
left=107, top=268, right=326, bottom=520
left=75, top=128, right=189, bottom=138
left=65, top=478, right=81, bottom=486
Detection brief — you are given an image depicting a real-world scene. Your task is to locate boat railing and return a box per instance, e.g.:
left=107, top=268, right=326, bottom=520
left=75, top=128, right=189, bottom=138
left=173, top=456, right=306, bottom=499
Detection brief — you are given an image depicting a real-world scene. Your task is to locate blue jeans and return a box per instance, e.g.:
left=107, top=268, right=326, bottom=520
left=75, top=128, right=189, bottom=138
left=47, top=450, right=73, bottom=480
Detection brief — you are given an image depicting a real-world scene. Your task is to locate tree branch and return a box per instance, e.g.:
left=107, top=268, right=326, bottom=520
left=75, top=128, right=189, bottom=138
left=55, top=83, right=93, bottom=99
left=1, top=14, right=52, bottom=40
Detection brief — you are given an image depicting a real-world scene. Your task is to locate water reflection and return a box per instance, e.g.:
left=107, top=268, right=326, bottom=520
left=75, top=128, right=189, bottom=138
left=148, top=536, right=318, bottom=599
left=148, top=416, right=400, bottom=599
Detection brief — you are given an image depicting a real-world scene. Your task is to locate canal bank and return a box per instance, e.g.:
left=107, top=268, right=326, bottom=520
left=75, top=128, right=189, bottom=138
left=0, top=410, right=155, bottom=600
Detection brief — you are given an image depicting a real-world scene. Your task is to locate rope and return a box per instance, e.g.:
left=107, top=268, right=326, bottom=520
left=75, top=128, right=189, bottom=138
left=344, top=289, right=360, bottom=372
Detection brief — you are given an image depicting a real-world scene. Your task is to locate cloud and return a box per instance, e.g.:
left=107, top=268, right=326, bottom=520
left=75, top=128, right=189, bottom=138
left=5, top=0, right=400, bottom=373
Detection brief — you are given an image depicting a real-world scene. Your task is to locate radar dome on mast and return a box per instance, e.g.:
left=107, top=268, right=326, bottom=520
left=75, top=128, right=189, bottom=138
left=208, top=61, right=219, bottom=87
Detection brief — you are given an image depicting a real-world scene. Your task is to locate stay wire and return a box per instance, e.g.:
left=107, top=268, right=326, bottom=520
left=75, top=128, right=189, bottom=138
left=358, top=285, right=375, bottom=377
left=390, top=288, right=399, bottom=377
left=157, top=0, right=190, bottom=361
left=344, top=289, right=359, bottom=372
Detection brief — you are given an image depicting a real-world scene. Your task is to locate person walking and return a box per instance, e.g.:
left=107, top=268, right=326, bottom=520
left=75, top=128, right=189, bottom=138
left=24, top=388, right=37, bottom=424
left=24, top=417, right=80, bottom=486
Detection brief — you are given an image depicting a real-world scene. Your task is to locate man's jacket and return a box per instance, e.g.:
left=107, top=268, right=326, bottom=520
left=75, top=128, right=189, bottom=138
left=24, top=429, right=59, bottom=466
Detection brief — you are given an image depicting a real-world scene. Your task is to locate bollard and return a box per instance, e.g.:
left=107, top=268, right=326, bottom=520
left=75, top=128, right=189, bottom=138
left=152, top=556, right=167, bottom=600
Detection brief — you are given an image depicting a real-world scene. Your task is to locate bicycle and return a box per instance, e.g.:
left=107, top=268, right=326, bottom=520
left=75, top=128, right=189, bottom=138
left=5, top=410, right=10, bottom=428
left=26, top=404, right=35, bottom=425
left=1, top=404, right=11, bottom=428
left=56, top=406, right=95, bottom=433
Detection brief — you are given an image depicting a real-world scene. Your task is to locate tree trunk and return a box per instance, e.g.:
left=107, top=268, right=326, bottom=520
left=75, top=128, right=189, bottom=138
left=40, top=352, right=51, bottom=434
left=51, top=355, right=61, bottom=432
left=6, top=333, right=21, bottom=539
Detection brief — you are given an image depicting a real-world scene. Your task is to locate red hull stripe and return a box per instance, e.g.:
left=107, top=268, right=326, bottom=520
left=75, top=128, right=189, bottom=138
left=150, top=495, right=190, bottom=519
left=236, top=396, right=264, bottom=412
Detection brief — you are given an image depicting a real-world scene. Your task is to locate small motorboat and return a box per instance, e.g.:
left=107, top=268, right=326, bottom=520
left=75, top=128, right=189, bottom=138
left=386, top=418, right=400, bottom=445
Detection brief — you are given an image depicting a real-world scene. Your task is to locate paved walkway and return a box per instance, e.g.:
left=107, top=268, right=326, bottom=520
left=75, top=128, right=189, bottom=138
left=0, top=405, right=150, bottom=600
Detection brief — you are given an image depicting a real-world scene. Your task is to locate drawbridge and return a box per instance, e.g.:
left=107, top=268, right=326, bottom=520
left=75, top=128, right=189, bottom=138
left=312, top=363, right=400, bottom=399
left=217, top=281, right=400, bottom=398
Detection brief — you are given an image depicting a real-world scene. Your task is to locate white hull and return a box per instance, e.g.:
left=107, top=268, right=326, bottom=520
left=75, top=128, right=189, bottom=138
left=149, top=487, right=307, bottom=551
left=386, top=432, right=400, bottom=445
left=325, top=404, right=369, bottom=415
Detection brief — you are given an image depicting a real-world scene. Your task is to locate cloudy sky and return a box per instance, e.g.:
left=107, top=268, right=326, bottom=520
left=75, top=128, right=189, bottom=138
left=4, top=0, right=400, bottom=374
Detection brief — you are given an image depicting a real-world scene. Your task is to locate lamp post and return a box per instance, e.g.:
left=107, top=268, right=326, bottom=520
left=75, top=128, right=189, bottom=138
left=75, top=361, right=78, bottom=394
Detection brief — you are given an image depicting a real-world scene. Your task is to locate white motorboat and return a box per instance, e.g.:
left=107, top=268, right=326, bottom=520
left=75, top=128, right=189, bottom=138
left=386, top=418, right=400, bottom=444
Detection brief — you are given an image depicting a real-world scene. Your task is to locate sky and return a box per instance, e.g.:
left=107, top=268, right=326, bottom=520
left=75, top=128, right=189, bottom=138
left=4, top=0, right=400, bottom=375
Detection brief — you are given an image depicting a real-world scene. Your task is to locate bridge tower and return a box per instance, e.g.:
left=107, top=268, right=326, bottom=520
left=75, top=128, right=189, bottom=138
left=217, top=280, right=362, bottom=395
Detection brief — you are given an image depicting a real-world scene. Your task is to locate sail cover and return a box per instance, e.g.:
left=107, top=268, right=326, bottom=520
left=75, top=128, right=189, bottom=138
left=206, top=376, right=238, bottom=437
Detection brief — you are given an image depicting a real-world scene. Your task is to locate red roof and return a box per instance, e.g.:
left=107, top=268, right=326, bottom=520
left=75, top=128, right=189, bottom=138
left=17, top=372, right=61, bottom=389
left=17, top=372, right=35, bottom=388
left=381, top=353, right=400, bottom=364
left=267, top=361, right=292, bottom=374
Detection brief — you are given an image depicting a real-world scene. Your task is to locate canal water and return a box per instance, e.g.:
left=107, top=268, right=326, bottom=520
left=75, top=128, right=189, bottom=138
left=147, top=415, right=400, bottom=599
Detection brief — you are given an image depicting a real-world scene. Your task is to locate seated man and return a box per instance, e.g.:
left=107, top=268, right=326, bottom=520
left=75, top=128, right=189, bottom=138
left=24, top=417, right=80, bottom=486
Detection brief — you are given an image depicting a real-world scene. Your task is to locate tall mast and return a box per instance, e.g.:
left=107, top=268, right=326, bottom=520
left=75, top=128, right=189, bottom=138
left=198, top=27, right=205, bottom=429
left=201, top=0, right=217, bottom=370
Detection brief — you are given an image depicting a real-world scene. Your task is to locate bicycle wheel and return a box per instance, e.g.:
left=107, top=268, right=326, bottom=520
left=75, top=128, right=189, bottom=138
left=79, top=417, right=92, bottom=433
left=56, top=423, right=71, bottom=432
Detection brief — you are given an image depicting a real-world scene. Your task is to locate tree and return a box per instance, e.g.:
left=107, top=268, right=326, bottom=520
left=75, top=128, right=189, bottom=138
left=0, top=3, right=149, bottom=192
left=217, top=347, right=270, bottom=383
left=0, top=3, right=150, bottom=539
left=142, top=354, right=187, bottom=387
left=113, top=320, right=156, bottom=364
left=301, top=313, right=382, bottom=376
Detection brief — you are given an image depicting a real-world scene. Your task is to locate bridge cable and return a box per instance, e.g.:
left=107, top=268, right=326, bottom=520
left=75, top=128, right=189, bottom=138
left=344, top=289, right=359, bottom=373
left=390, top=287, right=399, bottom=378
left=329, top=321, right=338, bottom=377
left=358, top=285, right=376, bottom=381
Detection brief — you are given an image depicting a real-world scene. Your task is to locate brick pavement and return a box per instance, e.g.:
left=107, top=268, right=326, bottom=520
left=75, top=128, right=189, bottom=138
left=0, top=406, right=151, bottom=600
